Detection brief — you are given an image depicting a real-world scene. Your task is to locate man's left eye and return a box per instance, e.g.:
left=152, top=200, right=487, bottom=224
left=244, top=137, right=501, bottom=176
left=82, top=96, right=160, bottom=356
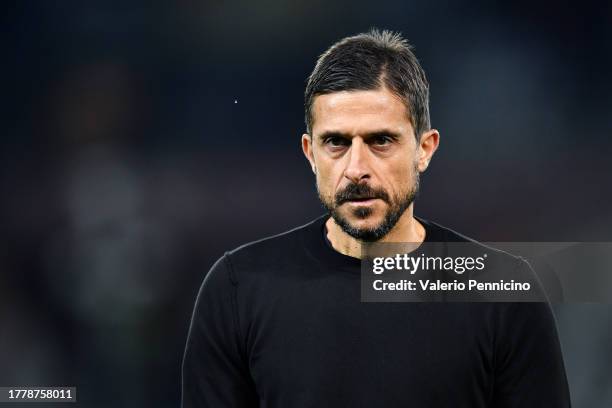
left=372, top=136, right=391, bottom=145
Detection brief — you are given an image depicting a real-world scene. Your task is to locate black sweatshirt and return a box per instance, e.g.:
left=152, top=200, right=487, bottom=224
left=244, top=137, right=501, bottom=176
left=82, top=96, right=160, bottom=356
left=182, top=215, right=571, bottom=407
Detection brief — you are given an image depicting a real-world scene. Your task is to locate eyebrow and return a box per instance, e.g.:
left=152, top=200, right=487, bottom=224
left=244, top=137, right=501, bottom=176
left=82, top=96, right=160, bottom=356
left=317, top=129, right=402, bottom=141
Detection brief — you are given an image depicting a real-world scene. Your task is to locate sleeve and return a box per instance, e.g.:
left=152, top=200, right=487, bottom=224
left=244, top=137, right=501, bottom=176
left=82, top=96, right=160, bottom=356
left=181, top=254, right=259, bottom=407
left=491, top=259, right=571, bottom=407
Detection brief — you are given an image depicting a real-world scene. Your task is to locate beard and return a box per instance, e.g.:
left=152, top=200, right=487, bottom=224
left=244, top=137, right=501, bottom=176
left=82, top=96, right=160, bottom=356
left=318, top=170, right=420, bottom=242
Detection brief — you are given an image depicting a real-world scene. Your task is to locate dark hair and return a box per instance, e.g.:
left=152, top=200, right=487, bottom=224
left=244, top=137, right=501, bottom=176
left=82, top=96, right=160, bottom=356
left=304, top=28, right=430, bottom=140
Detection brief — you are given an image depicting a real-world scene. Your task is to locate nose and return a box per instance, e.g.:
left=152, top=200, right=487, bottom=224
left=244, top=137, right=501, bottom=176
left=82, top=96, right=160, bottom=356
left=343, top=138, right=371, bottom=184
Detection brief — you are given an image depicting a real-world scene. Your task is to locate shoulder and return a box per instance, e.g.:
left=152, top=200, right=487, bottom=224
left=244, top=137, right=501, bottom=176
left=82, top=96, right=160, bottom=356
left=220, top=215, right=324, bottom=275
left=420, top=216, right=550, bottom=301
left=228, top=216, right=319, bottom=257
left=418, top=216, right=535, bottom=276
left=418, top=216, right=521, bottom=258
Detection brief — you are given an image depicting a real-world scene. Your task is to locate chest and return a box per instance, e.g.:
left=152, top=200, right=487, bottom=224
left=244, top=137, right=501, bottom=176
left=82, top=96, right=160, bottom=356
left=240, top=276, right=495, bottom=406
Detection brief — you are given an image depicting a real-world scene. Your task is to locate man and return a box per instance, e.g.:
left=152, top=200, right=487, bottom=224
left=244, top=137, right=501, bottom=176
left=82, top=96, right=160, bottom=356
left=182, top=29, right=571, bottom=407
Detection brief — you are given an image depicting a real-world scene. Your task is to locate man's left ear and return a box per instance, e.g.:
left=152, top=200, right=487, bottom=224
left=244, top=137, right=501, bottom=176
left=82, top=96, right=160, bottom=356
left=416, top=129, right=440, bottom=172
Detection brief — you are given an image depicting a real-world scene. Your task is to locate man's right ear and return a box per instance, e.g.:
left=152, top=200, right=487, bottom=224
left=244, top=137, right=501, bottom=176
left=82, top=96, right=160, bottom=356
left=301, top=133, right=316, bottom=174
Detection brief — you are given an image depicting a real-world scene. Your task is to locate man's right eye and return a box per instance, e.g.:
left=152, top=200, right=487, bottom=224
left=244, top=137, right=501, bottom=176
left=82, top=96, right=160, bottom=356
left=325, top=137, right=349, bottom=147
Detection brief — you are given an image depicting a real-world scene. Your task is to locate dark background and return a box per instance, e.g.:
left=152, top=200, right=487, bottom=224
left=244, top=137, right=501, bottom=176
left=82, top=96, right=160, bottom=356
left=2, top=1, right=611, bottom=406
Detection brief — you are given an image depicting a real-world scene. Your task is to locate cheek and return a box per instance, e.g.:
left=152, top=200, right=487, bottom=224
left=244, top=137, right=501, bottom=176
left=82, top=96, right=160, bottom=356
left=315, top=168, right=333, bottom=197
left=384, top=161, right=417, bottom=193
left=316, top=161, right=342, bottom=189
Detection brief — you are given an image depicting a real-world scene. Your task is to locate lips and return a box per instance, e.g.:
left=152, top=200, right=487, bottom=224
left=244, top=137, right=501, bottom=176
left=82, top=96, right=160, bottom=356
left=347, top=197, right=376, bottom=201
left=344, top=196, right=379, bottom=204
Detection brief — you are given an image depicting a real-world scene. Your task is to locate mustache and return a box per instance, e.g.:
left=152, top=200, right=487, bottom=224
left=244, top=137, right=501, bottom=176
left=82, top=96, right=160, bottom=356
left=335, top=183, right=390, bottom=205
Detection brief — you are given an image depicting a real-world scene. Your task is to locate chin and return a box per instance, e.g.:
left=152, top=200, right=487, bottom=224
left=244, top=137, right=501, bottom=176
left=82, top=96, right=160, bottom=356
left=344, top=211, right=385, bottom=228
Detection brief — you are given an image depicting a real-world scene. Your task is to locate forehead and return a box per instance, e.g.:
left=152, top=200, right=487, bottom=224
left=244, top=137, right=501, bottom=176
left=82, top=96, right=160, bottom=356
left=311, top=87, right=412, bottom=136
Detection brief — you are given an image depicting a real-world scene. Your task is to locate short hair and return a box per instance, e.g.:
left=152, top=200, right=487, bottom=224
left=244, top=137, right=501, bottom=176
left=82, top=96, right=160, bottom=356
left=304, top=28, right=430, bottom=140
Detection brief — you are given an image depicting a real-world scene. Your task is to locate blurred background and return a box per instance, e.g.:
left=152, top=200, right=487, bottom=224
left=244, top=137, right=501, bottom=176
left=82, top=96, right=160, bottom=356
left=1, top=0, right=611, bottom=406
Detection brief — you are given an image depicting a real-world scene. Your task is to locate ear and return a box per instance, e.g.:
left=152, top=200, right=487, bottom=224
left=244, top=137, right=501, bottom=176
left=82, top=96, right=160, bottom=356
left=416, top=129, right=440, bottom=172
left=302, top=133, right=317, bottom=174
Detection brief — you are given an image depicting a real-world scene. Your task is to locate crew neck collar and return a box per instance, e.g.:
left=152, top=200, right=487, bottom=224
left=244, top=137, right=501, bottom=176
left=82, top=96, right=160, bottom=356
left=301, top=214, right=445, bottom=272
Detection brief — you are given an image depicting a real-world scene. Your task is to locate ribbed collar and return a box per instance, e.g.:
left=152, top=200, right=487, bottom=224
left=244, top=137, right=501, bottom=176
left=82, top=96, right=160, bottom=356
left=301, top=213, right=448, bottom=273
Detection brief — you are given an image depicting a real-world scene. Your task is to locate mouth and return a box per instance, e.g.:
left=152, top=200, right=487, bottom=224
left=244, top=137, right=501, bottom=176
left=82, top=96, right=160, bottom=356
left=344, top=197, right=379, bottom=205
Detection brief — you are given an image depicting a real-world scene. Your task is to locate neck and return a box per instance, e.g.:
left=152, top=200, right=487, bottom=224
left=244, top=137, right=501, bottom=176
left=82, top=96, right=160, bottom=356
left=325, top=205, right=426, bottom=259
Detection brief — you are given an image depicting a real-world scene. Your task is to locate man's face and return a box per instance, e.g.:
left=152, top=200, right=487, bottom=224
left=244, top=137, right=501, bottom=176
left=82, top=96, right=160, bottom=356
left=302, top=86, right=426, bottom=242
